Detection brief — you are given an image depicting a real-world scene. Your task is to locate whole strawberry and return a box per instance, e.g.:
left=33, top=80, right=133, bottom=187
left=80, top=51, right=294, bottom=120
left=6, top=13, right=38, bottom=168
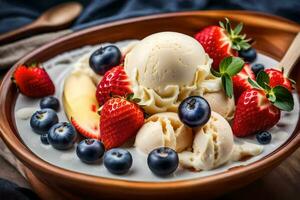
left=232, top=71, right=294, bottom=137
left=12, top=64, right=55, bottom=98
left=96, top=66, right=132, bottom=106
left=100, top=97, right=144, bottom=149
left=195, top=18, right=251, bottom=70
left=265, top=68, right=293, bottom=91
left=232, top=63, right=256, bottom=102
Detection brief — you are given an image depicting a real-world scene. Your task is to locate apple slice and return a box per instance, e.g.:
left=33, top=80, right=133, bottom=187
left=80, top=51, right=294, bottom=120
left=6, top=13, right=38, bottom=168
left=63, top=72, right=100, bottom=139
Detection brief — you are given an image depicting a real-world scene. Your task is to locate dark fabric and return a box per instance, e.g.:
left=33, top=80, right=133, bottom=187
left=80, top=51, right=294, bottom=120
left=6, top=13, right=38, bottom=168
left=0, top=178, right=40, bottom=200
left=0, top=0, right=299, bottom=34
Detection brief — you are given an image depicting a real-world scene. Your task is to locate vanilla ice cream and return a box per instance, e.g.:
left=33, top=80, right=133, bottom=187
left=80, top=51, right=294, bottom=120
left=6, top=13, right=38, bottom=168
left=203, top=91, right=235, bottom=120
left=134, top=112, right=193, bottom=154
left=124, top=32, right=216, bottom=114
left=179, top=111, right=234, bottom=170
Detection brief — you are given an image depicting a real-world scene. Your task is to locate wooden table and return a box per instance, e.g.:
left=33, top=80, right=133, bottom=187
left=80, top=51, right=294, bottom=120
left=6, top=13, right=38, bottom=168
left=1, top=68, right=299, bottom=200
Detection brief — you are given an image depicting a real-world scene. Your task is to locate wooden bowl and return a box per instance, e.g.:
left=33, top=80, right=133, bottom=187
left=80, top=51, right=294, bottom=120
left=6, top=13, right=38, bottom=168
left=1, top=11, right=300, bottom=200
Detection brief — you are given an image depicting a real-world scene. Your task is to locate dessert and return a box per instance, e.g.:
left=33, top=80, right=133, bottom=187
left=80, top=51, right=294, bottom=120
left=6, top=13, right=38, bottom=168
left=179, top=111, right=234, bottom=170
left=134, top=112, right=193, bottom=154
left=12, top=18, right=296, bottom=179
left=124, top=32, right=215, bottom=114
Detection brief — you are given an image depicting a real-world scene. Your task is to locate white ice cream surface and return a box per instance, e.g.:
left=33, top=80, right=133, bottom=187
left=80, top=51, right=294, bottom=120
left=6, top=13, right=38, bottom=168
left=14, top=40, right=299, bottom=182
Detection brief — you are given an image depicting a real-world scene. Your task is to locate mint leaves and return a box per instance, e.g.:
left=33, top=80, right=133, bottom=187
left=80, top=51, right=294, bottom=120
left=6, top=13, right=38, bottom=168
left=248, top=71, right=294, bottom=112
left=211, top=57, right=245, bottom=98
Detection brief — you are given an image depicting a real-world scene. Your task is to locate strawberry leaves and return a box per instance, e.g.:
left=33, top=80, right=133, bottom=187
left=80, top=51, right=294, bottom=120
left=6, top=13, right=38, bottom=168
left=219, top=18, right=251, bottom=51
left=248, top=71, right=294, bottom=111
left=211, top=56, right=245, bottom=98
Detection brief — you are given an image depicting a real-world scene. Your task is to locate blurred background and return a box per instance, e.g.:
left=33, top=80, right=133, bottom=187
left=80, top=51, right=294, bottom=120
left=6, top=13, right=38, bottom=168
left=0, top=0, right=299, bottom=199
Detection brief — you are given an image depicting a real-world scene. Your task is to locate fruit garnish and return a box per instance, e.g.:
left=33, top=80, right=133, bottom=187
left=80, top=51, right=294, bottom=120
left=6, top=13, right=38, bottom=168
left=251, top=63, right=265, bottom=76
left=104, top=148, right=133, bottom=174
left=48, top=122, right=77, bottom=150
left=195, top=18, right=251, bottom=69
left=232, top=71, right=294, bottom=137
left=89, top=45, right=121, bottom=75
left=96, top=66, right=132, bottom=106
left=232, top=63, right=256, bottom=102
left=238, top=47, right=257, bottom=63
left=211, top=56, right=245, bottom=98
left=100, top=97, right=144, bottom=149
left=40, top=96, right=60, bottom=111
left=265, top=68, right=293, bottom=91
left=63, top=72, right=100, bottom=140
left=256, top=131, right=272, bottom=144
left=248, top=71, right=294, bottom=111
left=12, top=63, right=55, bottom=98
left=178, top=96, right=211, bottom=128
left=30, top=109, right=58, bottom=134
left=147, top=147, right=179, bottom=176
left=76, top=139, right=105, bottom=164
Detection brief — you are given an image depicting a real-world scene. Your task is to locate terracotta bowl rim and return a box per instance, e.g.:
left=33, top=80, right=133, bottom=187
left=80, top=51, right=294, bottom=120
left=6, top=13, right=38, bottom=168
left=0, top=10, right=300, bottom=190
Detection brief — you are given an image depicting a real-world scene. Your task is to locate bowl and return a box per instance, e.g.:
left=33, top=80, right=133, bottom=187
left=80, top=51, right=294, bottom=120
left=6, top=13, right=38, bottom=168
left=1, top=10, right=300, bottom=199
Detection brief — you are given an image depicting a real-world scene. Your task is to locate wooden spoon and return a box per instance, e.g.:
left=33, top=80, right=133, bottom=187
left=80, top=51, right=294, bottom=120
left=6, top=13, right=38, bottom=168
left=279, top=32, right=300, bottom=77
left=0, top=2, right=82, bottom=45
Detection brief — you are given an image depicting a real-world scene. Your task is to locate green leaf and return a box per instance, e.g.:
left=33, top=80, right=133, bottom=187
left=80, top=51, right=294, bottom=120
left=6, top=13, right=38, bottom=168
left=222, top=74, right=233, bottom=98
left=219, top=21, right=225, bottom=29
left=248, top=78, right=261, bottom=89
left=210, top=68, right=221, bottom=77
left=225, top=57, right=245, bottom=76
left=267, top=93, right=276, bottom=103
left=219, top=57, right=232, bottom=73
left=234, top=23, right=243, bottom=35
left=272, top=86, right=294, bottom=111
left=256, top=71, right=270, bottom=90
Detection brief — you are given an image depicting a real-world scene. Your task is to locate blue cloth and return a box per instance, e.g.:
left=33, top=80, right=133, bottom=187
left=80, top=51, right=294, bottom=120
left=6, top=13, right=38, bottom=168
left=0, top=0, right=300, bottom=34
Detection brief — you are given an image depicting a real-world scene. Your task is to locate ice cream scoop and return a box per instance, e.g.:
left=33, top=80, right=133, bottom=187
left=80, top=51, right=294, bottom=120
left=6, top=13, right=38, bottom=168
left=203, top=91, right=235, bottom=120
left=179, top=111, right=234, bottom=170
left=134, top=112, right=193, bottom=154
left=124, top=32, right=213, bottom=114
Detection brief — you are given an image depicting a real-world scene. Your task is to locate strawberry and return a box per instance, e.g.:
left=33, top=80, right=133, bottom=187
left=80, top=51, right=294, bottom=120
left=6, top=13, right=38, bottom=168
left=12, top=64, right=55, bottom=98
left=232, top=71, right=294, bottom=137
left=100, top=97, right=144, bottom=149
left=195, top=18, right=251, bottom=70
left=265, top=68, right=293, bottom=91
left=232, top=63, right=256, bottom=102
left=96, top=66, right=132, bottom=106
left=232, top=89, right=280, bottom=137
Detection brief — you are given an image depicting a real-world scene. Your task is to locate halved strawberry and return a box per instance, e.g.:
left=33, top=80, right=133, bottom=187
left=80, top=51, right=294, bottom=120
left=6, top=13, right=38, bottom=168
left=232, top=71, right=294, bottom=137
left=100, top=97, right=144, bottom=149
left=232, top=63, right=256, bottom=102
left=232, top=89, right=280, bottom=137
left=71, top=117, right=100, bottom=140
left=265, top=68, right=293, bottom=91
left=96, top=66, right=132, bottom=106
left=195, top=18, right=251, bottom=70
left=12, top=64, right=55, bottom=98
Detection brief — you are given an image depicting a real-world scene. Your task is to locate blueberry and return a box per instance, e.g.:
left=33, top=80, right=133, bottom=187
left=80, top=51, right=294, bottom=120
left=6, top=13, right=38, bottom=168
left=256, top=131, right=272, bottom=144
left=48, top=122, right=77, bottom=150
left=40, top=96, right=60, bottom=111
left=30, top=109, right=58, bottom=134
left=104, top=148, right=132, bottom=174
left=178, top=96, right=211, bottom=128
left=238, top=47, right=257, bottom=63
left=40, top=133, right=49, bottom=145
left=89, top=45, right=121, bottom=75
left=147, top=147, right=179, bottom=176
left=251, top=63, right=265, bottom=76
left=76, top=139, right=105, bottom=163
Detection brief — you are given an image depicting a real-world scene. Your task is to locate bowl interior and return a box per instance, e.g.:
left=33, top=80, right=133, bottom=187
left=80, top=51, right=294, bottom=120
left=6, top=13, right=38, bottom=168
left=13, top=39, right=300, bottom=182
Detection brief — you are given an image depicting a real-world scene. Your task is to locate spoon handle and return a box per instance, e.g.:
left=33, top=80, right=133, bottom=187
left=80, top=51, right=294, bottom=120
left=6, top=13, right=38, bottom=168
left=0, top=21, right=43, bottom=45
left=279, top=32, right=300, bottom=77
